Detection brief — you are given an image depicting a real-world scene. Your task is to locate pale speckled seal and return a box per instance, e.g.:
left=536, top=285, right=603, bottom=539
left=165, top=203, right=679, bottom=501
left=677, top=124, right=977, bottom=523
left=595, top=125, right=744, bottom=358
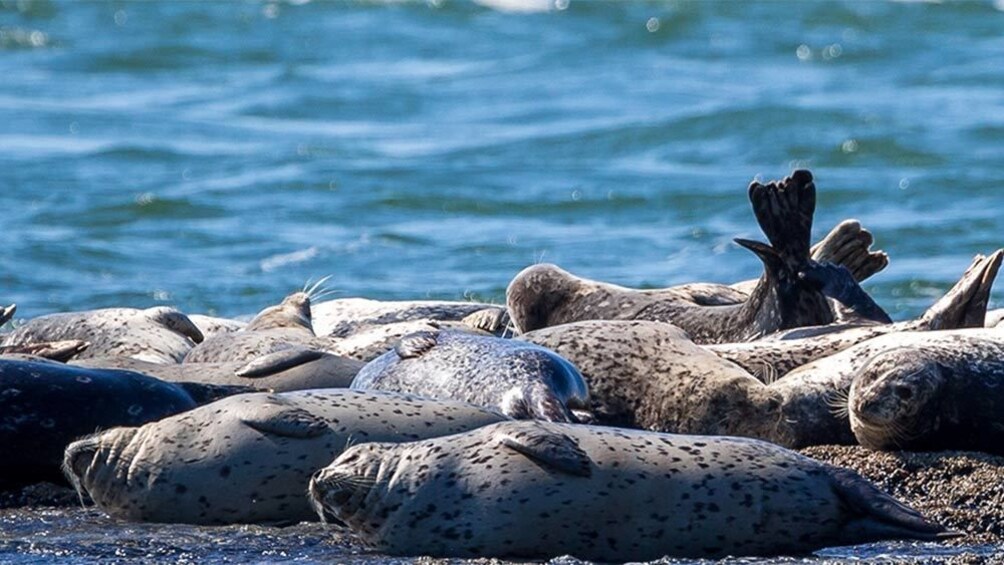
left=309, top=420, right=950, bottom=561
left=0, top=358, right=202, bottom=490
left=350, top=330, right=590, bottom=422
left=847, top=328, right=1004, bottom=454
left=187, top=314, right=246, bottom=339
left=507, top=171, right=890, bottom=344
left=312, top=298, right=497, bottom=338
left=73, top=347, right=364, bottom=392
left=62, top=389, right=506, bottom=525
left=1, top=306, right=203, bottom=363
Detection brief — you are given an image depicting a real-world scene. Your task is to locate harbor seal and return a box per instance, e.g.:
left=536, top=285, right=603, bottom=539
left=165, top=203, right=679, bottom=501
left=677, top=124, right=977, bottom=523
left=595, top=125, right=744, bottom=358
left=313, top=298, right=497, bottom=337
left=0, top=304, right=15, bottom=327
left=848, top=329, right=1004, bottom=454
left=187, top=314, right=246, bottom=339
left=1, top=306, right=203, bottom=363
left=62, top=389, right=506, bottom=525
left=74, top=347, right=364, bottom=392
left=507, top=171, right=888, bottom=344
left=308, top=420, right=950, bottom=561
left=0, top=358, right=201, bottom=490
left=351, top=330, right=591, bottom=422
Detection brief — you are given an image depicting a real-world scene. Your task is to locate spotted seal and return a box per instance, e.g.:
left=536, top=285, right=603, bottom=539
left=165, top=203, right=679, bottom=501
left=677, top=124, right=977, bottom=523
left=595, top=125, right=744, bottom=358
left=846, top=328, right=1004, bottom=454
left=309, top=420, right=950, bottom=561
left=507, top=171, right=889, bottom=344
left=351, top=330, right=591, bottom=422
left=187, top=314, right=246, bottom=339
left=0, top=358, right=205, bottom=490
left=74, top=347, right=364, bottom=392
left=1, top=306, right=203, bottom=363
left=62, top=389, right=506, bottom=525
left=313, top=298, right=497, bottom=338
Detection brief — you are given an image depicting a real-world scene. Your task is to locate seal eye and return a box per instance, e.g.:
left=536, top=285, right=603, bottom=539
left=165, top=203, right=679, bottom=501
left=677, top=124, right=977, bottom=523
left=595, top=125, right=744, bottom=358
left=893, top=385, right=913, bottom=400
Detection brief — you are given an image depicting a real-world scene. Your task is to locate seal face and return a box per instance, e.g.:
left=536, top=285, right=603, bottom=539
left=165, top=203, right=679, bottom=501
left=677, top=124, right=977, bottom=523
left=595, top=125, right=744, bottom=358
left=848, top=330, right=1004, bottom=454
left=0, top=358, right=198, bottom=490
left=62, top=389, right=506, bottom=525
left=309, top=421, right=949, bottom=561
left=1, top=307, right=203, bottom=363
left=350, top=330, right=590, bottom=422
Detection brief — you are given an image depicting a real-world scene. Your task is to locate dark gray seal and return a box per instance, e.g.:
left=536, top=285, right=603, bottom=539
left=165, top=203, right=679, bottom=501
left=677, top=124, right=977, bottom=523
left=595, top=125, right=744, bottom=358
left=0, top=358, right=201, bottom=490
left=309, top=420, right=951, bottom=561
left=1, top=306, right=203, bottom=363
left=507, top=171, right=890, bottom=344
left=73, top=347, right=364, bottom=392
left=62, top=389, right=506, bottom=525
left=847, top=328, right=1004, bottom=454
left=350, top=330, right=590, bottom=422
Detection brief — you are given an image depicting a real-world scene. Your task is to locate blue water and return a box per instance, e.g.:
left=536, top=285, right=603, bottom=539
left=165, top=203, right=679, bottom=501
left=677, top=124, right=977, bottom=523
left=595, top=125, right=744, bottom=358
left=2, top=0, right=1004, bottom=562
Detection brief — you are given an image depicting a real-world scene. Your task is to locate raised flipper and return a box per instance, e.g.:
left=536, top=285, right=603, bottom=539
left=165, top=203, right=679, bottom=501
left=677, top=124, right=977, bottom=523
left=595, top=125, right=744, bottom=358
left=810, top=220, right=889, bottom=283
left=921, top=250, right=1003, bottom=330
left=241, top=398, right=330, bottom=439
left=827, top=465, right=957, bottom=543
left=147, top=307, right=205, bottom=344
left=394, top=331, right=439, bottom=359
left=461, top=307, right=512, bottom=337
left=499, top=425, right=592, bottom=477
left=800, top=262, right=892, bottom=324
left=748, top=170, right=815, bottom=269
left=499, top=383, right=576, bottom=423
left=235, top=347, right=326, bottom=378
left=0, top=304, right=15, bottom=326
left=0, top=339, right=90, bottom=362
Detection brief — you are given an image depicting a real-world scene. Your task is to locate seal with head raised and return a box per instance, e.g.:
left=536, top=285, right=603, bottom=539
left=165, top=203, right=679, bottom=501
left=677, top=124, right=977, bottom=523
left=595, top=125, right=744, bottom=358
left=1, top=306, right=203, bottom=363
left=507, top=171, right=890, bottom=344
left=62, top=389, right=506, bottom=525
left=350, top=330, right=591, bottom=422
left=309, top=420, right=951, bottom=561
left=846, top=328, right=1004, bottom=454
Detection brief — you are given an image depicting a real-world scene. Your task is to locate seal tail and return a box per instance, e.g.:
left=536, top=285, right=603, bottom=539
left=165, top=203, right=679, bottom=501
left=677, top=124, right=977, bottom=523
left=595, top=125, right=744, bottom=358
left=828, top=466, right=959, bottom=543
left=810, top=220, right=889, bottom=283
left=921, top=249, right=1003, bottom=330
left=747, top=169, right=816, bottom=268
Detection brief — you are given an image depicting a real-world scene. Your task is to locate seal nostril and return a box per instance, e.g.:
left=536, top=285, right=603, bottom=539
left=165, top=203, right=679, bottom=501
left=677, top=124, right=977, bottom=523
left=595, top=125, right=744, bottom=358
left=894, top=386, right=913, bottom=400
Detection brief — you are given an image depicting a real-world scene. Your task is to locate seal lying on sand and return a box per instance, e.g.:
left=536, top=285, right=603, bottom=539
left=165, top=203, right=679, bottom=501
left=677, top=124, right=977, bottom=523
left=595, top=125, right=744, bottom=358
left=351, top=330, right=591, bottom=422
left=507, top=171, right=888, bottom=344
left=846, top=329, right=1004, bottom=454
left=309, top=421, right=951, bottom=561
left=710, top=250, right=1003, bottom=381
left=1, top=307, right=203, bottom=363
left=74, top=347, right=364, bottom=392
left=0, top=359, right=208, bottom=490
left=63, top=389, right=506, bottom=525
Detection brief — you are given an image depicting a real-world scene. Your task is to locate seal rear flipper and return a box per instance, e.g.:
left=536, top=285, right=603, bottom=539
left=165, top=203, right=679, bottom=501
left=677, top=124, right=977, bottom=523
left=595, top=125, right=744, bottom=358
left=499, top=425, right=592, bottom=477
left=241, top=400, right=330, bottom=439
left=921, top=250, right=1003, bottom=330
left=747, top=170, right=815, bottom=268
left=0, top=339, right=90, bottom=362
left=235, top=347, right=326, bottom=378
left=799, top=262, right=892, bottom=324
left=146, top=307, right=205, bottom=344
left=0, top=304, right=15, bottom=326
left=827, top=466, right=955, bottom=543
left=499, top=383, right=575, bottom=423
left=394, top=331, right=439, bottom=359
left=811, top=220, right=889, bottom=283
left=461, top=307, right=512, bottom=337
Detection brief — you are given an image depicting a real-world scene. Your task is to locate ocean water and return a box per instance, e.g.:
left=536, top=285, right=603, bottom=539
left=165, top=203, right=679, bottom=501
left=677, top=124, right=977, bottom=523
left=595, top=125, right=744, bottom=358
left=2, top=0, right=1004, bottom=562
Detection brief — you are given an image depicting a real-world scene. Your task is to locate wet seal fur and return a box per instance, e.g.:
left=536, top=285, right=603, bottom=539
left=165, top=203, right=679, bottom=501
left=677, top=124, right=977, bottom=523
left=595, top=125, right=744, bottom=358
left=847, top=328, right=1004, bottom=454
left=507, top=171, right=887, bottom=344
left=309, top=420, right=952, bottom=561
left=350, top=330, right=590, bottom=422
left=62, top=389, right=506, bottom=525
left=0, top=358, right=201, bottom=490
left=2, top=307, right=203, bottom=363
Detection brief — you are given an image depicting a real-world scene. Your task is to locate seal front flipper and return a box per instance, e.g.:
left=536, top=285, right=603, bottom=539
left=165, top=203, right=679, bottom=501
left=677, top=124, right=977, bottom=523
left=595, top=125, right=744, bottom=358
left=826, top=465, right=956, bottom=543
left=800, top=262, right=892, bottom=324
left=0, top=304, right=15, bottom=327
left=748, top=170, right=815, bottom=268
left=146, top=307, right=205, bottom=344
left=810, top=220, right=889, bottom=283
left=921, top=250, right=1003, bottom=330
left=499, top=425, right=592, bottom=477
left=240, top=398, right=329, bottom=439
left=393, top=330, right=439, bottom=359
left=0, top=339, right=90, bottom=362
left=499, top=383, right=575, bottom=423
left=235, top=347, right=326, bottom=378
left=461, top=307, right=512, bottom=337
